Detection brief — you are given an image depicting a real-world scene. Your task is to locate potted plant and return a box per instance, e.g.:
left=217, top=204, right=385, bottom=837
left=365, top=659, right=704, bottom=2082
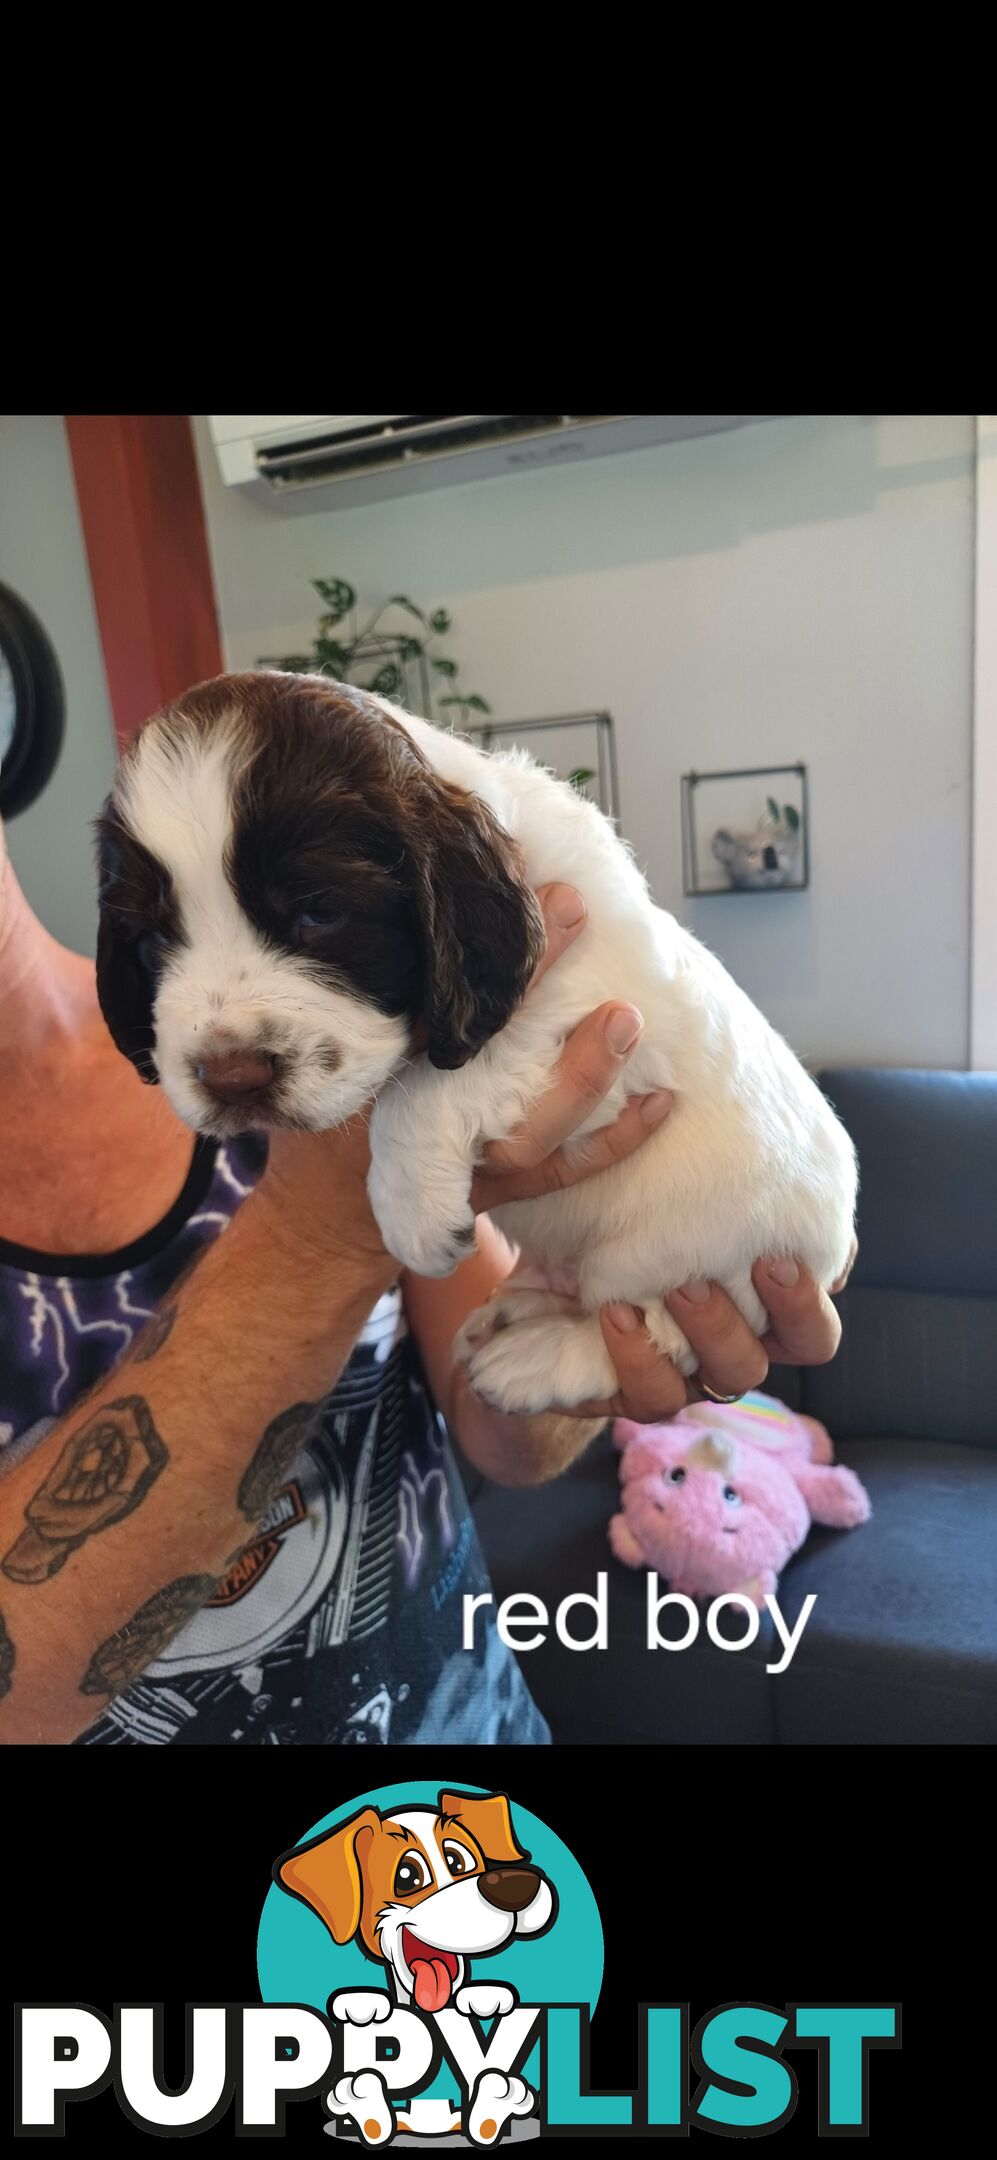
left=259, top=578, right=491, bottom=730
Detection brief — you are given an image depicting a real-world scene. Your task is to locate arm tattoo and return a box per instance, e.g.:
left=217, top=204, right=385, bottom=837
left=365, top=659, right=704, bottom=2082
left=2, top=1397, right=168, bottom=1585
left=0, top=1609, right=13, bottom=1699
left=237, top=1401, right=323, bottom=1522
left=79, top=1574, right=218, bottom=1699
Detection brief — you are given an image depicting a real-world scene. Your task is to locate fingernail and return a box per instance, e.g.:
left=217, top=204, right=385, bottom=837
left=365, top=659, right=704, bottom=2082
left=605, top=1007, right=644, bottom=1054
left=765, top=1258, right=800, bottom=1287
left=638, top=1088, right=673, bottom=1125
left=604, top=1301, right=641, bottom=1332
left=679, top=1280, right=711, bottom=1304
left=547, top=884, right=586, bottom=929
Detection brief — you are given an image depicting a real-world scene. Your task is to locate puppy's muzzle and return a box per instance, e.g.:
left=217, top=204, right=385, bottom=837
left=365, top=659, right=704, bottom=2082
left=478, top=1865, right=541, bottom=1913
left=196, top=1049, right=277, bottom=1104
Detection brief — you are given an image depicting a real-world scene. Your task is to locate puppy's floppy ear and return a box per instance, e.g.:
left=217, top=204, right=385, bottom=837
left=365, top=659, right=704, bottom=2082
left=439, top=1790, right=526, bottom=1865
left=94, top=798, right=159, bottom=1085
left=409, top=780, right=546, bottom=1070
left=273, top=1807, right=381, bottom=1945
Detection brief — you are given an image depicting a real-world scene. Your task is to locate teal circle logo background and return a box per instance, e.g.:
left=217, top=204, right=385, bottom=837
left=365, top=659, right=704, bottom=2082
left=257, top=1782, right=603, bottom=2101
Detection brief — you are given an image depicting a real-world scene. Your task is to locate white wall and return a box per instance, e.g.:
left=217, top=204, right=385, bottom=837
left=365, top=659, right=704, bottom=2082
left=194, top=414, right=975, bottom=1068
left=0, top=415, right=117, bottom=955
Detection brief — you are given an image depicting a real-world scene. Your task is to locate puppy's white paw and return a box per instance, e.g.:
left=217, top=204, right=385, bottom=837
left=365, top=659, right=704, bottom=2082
left=368, top=1164, right=476, bottom=1278
left=468, top=2069, right=535, bottom=2145
left=330, top=1990, right=392, bottom=2026
left=453, top=1288, right=579, bottom=1365
left=464, top=1314, right=618, bottom=1414
left=719, top=1272, right=770, bottom=1338
left=631, top=1278, right=766, bottom=1380
left=454, top=1982, right=517, bottom=2019
left=330, top=2069, right=392, bottom=2144
left=642, top=1301, right=697, bottom=1377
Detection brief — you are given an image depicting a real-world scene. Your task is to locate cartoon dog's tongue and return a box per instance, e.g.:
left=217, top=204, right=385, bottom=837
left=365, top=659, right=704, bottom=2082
left=413, top=1958, right=452, bottom=2012
left=402, top=1929, right=459, bottom=2012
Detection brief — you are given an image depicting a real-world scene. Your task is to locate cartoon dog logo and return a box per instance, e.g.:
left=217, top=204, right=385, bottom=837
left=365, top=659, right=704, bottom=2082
left=274, top=1788, right=557, bottom=2143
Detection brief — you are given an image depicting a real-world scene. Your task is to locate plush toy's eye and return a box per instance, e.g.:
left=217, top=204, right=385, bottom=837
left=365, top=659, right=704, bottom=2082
left=137, top=931, right=170, bottom=977
left=442, top=1840, right=475, bottom=1879
left=394, top=1851, right=431, bottom=1897
left=723, top=1485, right=742, bottom=1506
left=668, top=1466, right=686, bottom=1485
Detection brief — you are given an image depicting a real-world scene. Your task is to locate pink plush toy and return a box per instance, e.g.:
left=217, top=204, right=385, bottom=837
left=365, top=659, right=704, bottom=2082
left=610, top=1391, right=871, bottom=1606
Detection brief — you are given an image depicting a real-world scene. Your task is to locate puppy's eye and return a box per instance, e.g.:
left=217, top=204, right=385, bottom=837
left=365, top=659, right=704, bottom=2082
left=723, top=1485, right=742, bottom=1507
left=298, top=909, right=348, bottom=938
left=394, top=1851, right=431, bottom=1897
left=442, top=1840, right=475, bottom=1879
left=137, top=931, right=170, bottom=976
left=668, top=1467, right=686, bottom=1485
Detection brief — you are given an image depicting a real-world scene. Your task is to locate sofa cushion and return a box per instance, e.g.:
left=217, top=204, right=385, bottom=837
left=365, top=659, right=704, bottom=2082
left=795, top=1286, right=997, bottom=1450
left=469, top=1429, right=997, bottom=1744
left=816, top=1068, right=997, bottom=1297
left=770, top=1435, right=997, bottom=1742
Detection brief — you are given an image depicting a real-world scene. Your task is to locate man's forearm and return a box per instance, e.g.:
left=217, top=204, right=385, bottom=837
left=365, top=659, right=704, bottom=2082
left=449, top=1364, right=605, bottom=1487
left=0, top=1182, right=396, bottom=1744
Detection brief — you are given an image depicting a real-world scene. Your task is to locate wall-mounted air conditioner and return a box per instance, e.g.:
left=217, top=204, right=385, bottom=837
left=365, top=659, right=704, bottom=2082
left=207, top=415, right=780, bottom=514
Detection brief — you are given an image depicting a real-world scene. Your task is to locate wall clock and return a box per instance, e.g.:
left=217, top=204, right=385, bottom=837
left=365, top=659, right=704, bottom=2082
left=0, top=581, right=66, bottom=819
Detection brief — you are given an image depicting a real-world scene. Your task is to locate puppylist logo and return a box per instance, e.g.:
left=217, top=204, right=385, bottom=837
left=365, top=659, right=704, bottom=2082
left=14, top=1781, right=900, bottom=2143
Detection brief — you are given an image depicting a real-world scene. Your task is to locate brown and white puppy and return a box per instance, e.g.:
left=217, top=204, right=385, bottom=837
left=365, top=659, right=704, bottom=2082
left=274, top=1788, right=555, bottom=2014
left=95, top=668, right=858, bottom=1414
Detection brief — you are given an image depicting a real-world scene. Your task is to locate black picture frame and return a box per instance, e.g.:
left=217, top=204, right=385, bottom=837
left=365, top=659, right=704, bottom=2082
left=458, top=710, right=621, bottom=820
left=0, top=582, right=66, bottom=820
left=681, top=762, right=810, bottom=895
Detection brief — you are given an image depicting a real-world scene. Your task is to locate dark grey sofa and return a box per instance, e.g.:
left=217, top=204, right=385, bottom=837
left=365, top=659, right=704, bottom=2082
left=459, top=1070, right=997, bottom=1743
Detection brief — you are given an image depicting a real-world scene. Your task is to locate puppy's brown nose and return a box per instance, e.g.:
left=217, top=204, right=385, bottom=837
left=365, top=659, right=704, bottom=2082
left=479, top=1866, right=541, bottom=1913
left=196, top=1050, right=276, bottom=1101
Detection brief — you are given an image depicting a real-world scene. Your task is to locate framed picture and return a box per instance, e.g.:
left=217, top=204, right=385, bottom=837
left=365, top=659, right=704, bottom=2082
left=458, top=710, right=620, bottom=819
left=681, top=763, right=809, bottom=896
left=0, top=583, right=66, bottom=820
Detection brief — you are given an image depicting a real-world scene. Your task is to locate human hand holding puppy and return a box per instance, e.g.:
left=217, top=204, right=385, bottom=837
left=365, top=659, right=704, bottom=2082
left=476, top=891, right=849, bottom=1416
left=476, top=894, right=851, bottom=1418
left=265, top=879, right=847, bottom=1441
left=396, top=882, right=849, bottom=1470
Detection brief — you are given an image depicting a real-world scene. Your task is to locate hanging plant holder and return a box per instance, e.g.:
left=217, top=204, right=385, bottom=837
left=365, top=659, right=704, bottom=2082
left=681, top=763, right=809, bottom=895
